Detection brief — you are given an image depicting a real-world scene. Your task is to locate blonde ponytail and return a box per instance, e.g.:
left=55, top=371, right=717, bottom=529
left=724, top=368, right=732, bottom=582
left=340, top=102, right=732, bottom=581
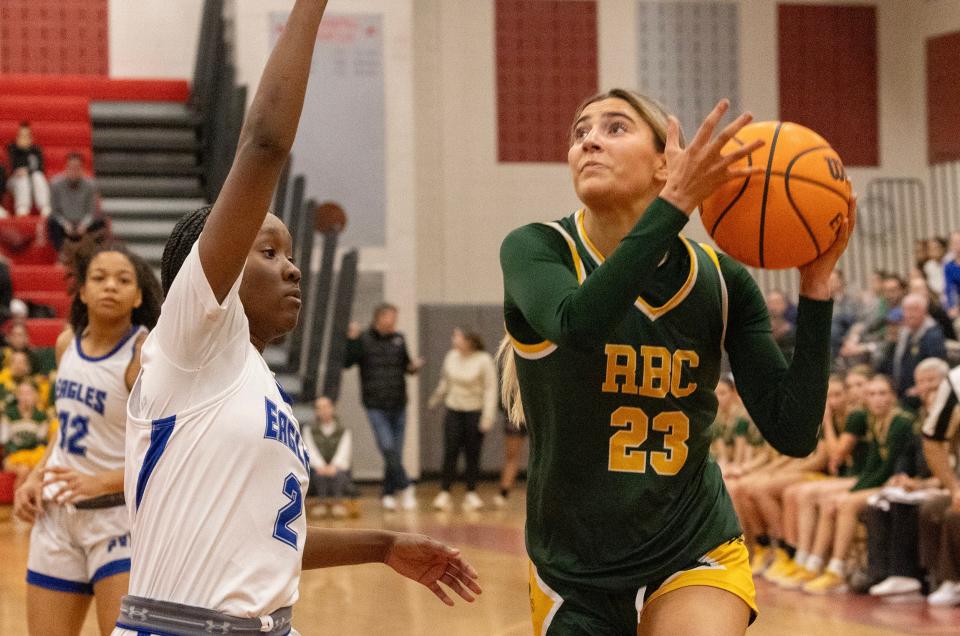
left=496, top=334, right=526, bottom=427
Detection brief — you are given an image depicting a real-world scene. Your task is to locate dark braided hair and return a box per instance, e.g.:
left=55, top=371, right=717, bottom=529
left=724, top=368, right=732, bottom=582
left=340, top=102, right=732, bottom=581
left=161, top=205, right=213, bottom=294
left=69, top=243, right=163, bottom=332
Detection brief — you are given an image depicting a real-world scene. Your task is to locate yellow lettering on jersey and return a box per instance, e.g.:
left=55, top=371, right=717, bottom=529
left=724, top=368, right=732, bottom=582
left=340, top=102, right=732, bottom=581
left=638, top=346, right=670, bottom=398
left=649, top=411, right=690, bottom=476
left=602, top=344, right=639, bottom=394
left=608, top=406, right=649, bottom=472
left=671, top=350, right=700, bottom=398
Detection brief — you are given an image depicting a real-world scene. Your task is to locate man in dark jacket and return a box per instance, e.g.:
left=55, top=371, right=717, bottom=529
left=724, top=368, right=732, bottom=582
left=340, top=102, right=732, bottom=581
left=345, top=303, right=423, bottom=510
left=879, top=293, right=948, bottom=400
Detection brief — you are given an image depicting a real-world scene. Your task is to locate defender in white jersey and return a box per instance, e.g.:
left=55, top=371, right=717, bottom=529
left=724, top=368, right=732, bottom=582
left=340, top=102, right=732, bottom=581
left=114, top=2, right=480, bottom=634
left=14, top=247, right=162, bottom=636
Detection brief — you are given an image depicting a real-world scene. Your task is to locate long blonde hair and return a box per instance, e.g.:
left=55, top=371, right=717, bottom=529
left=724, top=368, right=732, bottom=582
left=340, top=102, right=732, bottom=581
left=496, top=334, right=526, bottom=427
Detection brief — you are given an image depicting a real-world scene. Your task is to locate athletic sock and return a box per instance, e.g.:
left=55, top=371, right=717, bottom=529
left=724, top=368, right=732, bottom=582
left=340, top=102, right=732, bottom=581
left=794, top=550, right=809, bottom=567
left=782, top=542, right=797, bottom=559
left=806, top=555, right=824, bottom=573
left=756, top=534, right=771, bottom=547
left=827, top=558, right=845, bottom=577
left=500, top=488, right=509, bottom=498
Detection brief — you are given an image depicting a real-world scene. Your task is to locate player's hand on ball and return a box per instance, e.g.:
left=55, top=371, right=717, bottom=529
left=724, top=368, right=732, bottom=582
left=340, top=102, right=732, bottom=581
left=659, top=99, right=764, bottom=214
left=384, top=533, right=482, bottom=605
left=798, top=194, right=857, bottom=300
left=42, top=466, right=110, bottom=505
left=13, top=469, right=44, bottom=523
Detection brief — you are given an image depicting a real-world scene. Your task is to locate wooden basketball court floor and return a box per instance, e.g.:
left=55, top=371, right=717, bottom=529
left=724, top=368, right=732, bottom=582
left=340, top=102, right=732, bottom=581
left=3, top=484, right=960, bottom=635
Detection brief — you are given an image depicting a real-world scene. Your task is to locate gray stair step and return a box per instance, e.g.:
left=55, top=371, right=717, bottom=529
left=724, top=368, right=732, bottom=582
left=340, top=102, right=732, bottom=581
left=127, top=242, right=166, bottom=265
left=111, top=218, right=177, bottom=242
left=95, top=152, right=201, bottom=176
left=101, top=197, right=206, bottom=219
left=98, top=176, right=204, bottom=198
left=91, top=102, right=200, bottom=127
left=94, top=127, right=199, bottom=152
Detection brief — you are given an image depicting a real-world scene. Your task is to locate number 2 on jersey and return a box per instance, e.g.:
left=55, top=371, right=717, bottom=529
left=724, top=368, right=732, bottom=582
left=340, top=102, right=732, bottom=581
left=57, top=410, right=90, bottom=456
left=608, top=407, right=689, bottom=475
left=273, top=473, right=303, bottom=549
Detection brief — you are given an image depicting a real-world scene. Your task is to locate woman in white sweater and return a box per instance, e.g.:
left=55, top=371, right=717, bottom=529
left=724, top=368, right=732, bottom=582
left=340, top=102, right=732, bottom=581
left=429, top=329, right=499, bottom=511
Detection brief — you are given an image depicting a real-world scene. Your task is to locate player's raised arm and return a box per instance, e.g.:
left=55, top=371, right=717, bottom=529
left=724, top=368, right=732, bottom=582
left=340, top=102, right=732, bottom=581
left=199, top=0, right=328, bottom=302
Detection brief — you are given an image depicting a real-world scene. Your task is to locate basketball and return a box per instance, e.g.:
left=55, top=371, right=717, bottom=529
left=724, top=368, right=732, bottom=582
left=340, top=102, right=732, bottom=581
left=699, top=121, right=852, bottom=269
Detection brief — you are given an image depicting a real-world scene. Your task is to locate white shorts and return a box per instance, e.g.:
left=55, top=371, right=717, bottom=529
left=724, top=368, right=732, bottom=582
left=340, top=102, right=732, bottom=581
left=27, top=503, right=131, bottom=595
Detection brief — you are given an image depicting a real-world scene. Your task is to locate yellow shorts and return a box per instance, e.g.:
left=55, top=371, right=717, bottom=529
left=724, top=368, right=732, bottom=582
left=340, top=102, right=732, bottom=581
left=529, top=537, right=757, bottom=635
left=3, top=446, right=46, bottom=469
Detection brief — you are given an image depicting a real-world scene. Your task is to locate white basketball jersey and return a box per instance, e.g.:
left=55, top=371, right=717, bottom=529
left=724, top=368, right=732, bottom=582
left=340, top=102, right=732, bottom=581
left=45, top=325, right=144, bottom=501
left=125, top=241, right=310, bottom=618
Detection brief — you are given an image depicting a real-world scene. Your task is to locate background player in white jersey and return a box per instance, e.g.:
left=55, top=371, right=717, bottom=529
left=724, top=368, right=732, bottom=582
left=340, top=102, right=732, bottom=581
left=13, top=246, right=162, bottom=636
left=115, top=2, right=480, bottom=634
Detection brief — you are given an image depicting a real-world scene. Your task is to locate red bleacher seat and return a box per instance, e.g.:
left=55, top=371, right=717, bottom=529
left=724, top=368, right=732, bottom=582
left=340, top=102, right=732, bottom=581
left=11, top=264, right=68, bottom=293
left=0, top=75, right=190, bottom=103
left=0, top=217, right=57, bottom=265
left=18, top=291, right=71, bottom=319
left=0, top=120, right=91, bottom=148
left=0, top=96, right=89, bottom=122
left=41, top=146, right=93, bottom=176
left=24, top=318, right=65, bottom=347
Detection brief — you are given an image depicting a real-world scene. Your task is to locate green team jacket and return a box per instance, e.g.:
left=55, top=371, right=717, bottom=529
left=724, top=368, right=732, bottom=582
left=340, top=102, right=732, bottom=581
left=500, top=198, right=832, bottom=591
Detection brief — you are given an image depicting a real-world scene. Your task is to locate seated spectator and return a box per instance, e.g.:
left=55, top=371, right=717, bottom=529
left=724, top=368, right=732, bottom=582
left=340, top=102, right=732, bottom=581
left=858, top=358, right=949, bottom=596
left=0, top=380, right=51, bottom=487
left=840, top=274, right=906, bottom=366
left=302, top=396, right=359, bottom=518
left=878, top=293, right=947, bottom=399
left=709, top=375, right=756, bottom=469
left=47, top=152, right=106, bottom=253
left=909, top=276, right=956, bottom=340
left=917, top=363, right=960, bottom=606
left=925, top=237, right=948, bottom=297
left=830, top=270, right=863, bottom=359
left=766, top=289, right=796, bottom=360
left=6, top=122, right=50, bottom=217
left=3, top=322, right=46, bottom=374
left=799, top=376, right=915, bottom=594
left=0, top=350, right=51, bottom=409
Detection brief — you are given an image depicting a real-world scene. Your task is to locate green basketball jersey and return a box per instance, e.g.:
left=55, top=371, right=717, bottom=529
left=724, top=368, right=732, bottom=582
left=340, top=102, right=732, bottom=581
left=500, top=198, right=833, bottom=591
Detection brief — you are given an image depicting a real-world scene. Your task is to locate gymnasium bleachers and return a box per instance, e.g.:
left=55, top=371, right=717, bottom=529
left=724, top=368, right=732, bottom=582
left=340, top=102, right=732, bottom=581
left=0, top=74, right=193, bottom=345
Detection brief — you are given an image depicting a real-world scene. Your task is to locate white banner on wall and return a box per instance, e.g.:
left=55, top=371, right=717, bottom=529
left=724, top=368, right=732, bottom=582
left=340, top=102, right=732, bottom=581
left=270, top=12, right=386, bottom=247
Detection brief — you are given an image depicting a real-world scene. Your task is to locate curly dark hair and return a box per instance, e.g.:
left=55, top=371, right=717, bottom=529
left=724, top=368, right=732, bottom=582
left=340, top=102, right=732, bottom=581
left=160, top=205, right=213, bottom=294
left=68, top=244, right=163, bottom=332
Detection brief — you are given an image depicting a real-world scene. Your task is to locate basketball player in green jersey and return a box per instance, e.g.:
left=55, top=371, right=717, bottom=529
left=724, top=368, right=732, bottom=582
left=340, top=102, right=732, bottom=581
left=499, top=90, right=856, bottom=635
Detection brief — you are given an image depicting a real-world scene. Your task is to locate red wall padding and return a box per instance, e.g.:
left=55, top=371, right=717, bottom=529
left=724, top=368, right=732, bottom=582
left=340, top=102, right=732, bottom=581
left=0, top=0, right=109, bottom=75
left=496, top=0, right=599, bottom=162
left=0, top=74, right=190, bottom=102
left=778, top=4, right=879, bottom=167
left=927, top=31, right=960, bottom=164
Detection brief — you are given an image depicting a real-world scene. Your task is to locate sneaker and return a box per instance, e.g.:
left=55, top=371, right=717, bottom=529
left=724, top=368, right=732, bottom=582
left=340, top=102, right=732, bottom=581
left=869, top=576, right=921, bottom=597
left=462, top=491, right=484, bottom=511
left=400, top=485, right=417, bottom=511
left=750, top=545, right=771, bottom=573
left=803, top=571, right=848, bottom=595
left=493, top=493, right=508, bottom=508
left=310, top=503, right=329, bottom=518
left=778, top=566, right=820, bottom=590
left=330, top=503, right=348, bottom=519
left=764, top=558, right=800, bottom=584
left=432, top=491, right=452, bottom=511
left=381, top=495, right=398, bottom=511
left=928, top=581, right=960, bottom=606
left=759, top=548, right=791, bottom=579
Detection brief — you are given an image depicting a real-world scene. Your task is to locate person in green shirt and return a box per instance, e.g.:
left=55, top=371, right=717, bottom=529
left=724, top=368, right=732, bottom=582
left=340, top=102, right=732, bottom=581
left=800, top=375, right=915, bottom=594
left=498, top=89, right=856, bottom=635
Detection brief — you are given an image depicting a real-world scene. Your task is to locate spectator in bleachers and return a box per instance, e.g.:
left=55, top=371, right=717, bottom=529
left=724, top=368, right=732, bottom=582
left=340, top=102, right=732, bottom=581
left=302, top=397, right=359, bottom=519
left=909, top=275, right=956, bottom=340
left=47, top=152, right=105, bottom=253
left=6, top=122, right=51, bottom=217
left=918, top=366, right=960, bottom=606
left=830, top=270, right=863, bottom=359
left=924, top=237, right=948, bottom=297
left=0, top=380, right=51, bottom=487
left=0, top=350, right=50, bottom=409
left=878, top=293, right=947, bottom=399
left=944, top=232, right=960, bottom=320
left=3, top=322, right=44, bottom=374
left=766, top=289, right=796, bottom=360
left=840, top=274, right=907, bottom=366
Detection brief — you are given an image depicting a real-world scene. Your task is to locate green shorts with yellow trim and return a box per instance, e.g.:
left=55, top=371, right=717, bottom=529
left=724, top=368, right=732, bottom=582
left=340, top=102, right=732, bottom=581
left=529, top=536, right=758, bottom=635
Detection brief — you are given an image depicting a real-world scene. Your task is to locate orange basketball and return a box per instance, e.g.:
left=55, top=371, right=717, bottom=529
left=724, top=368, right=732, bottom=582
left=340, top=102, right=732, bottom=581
left=700, top=121, right=852, bottom=269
